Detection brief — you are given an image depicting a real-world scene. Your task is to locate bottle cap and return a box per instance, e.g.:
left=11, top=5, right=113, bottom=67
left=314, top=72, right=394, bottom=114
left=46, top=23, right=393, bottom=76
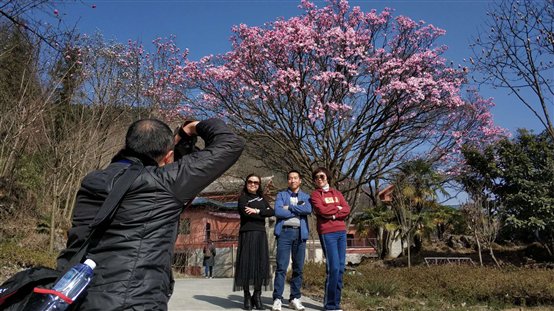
left=84, top=259, right=97, bottom=270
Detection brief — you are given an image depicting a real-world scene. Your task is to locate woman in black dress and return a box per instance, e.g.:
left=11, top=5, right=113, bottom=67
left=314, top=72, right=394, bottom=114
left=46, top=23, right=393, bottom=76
left=234, top=173, right=274, bottom=310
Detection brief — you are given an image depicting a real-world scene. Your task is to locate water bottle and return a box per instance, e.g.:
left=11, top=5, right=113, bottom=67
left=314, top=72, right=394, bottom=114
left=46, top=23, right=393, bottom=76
left=24, top=259, right=96, bottom=311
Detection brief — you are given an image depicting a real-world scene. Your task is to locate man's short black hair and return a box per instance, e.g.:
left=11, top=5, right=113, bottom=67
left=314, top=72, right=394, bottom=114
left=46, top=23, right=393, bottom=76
left=126, top=119, right=173, bottom=162
left=287, top=170, right=302, bottom=179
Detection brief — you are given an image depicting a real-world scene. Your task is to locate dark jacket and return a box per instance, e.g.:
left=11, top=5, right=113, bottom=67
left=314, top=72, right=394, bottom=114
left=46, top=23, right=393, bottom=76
left=237, top=192, right=274, bottom=232
left=56, top=119, right=244, bottom=310
left=203, top=244, right=216, bottom=267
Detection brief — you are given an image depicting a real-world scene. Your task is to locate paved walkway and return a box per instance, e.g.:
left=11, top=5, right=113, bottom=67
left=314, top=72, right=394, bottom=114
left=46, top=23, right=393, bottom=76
left=168, top=278, right=322, bottom=311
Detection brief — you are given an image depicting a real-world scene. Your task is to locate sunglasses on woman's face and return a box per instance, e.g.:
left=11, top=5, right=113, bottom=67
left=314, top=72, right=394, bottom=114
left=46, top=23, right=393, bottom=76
left=247, top=180, right=260, bottom=185
left=314, top=174, right=326, bottom=181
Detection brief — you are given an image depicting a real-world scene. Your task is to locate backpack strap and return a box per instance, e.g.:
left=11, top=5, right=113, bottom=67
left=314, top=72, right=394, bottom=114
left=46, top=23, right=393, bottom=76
left=63, top=162, right=144, bottom=272
left=89, top=162, right=144, bottom=228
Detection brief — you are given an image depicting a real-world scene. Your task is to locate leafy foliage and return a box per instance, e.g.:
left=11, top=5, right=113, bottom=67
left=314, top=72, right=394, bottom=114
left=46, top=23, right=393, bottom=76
left=0, top=242, right=56, bottom=268
left=357, top=160, right=452, bottom=260
left=390, top=160, right=447, bottom=264
left=426, top=204, right=468, bottom=239
left=462, top=129, right=554, bottom=257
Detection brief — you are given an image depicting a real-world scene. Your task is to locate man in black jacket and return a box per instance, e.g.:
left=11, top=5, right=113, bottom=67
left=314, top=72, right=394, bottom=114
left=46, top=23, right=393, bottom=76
left=56, top=118, right=244, bottom=310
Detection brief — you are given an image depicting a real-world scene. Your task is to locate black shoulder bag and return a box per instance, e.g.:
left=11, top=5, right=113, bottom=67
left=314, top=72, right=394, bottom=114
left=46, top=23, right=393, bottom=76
left=0, top=162, right=143, bottom=311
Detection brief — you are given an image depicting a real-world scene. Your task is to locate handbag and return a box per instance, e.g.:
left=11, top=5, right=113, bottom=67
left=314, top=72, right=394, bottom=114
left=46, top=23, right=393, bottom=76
left=0, top=162, right=143, bottom=311
left=0, top=267, right=59, bottom=310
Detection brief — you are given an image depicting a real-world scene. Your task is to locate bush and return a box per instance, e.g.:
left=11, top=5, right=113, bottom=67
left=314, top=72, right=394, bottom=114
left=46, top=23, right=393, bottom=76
left=303, top=261, right=554, bottom=310
left=0, top=241, right=57, bottom=284
left=303, top=261, right=327, bottom=289
left=0, top=241, right=57, bottom=268
left=14, top=153, right=47, bottom=194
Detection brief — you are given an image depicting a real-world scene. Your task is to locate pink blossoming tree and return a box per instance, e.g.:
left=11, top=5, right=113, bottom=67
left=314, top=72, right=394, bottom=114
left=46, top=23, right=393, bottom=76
left=143, top=36, right=193, bottom=122
left=180, top=0, right=506, bottom=208
left=66, top=34, right=193, bottom=123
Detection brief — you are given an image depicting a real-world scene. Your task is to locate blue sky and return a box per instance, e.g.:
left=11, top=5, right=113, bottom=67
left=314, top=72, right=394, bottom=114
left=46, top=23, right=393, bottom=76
left=51, top=0, right=542, bottom=135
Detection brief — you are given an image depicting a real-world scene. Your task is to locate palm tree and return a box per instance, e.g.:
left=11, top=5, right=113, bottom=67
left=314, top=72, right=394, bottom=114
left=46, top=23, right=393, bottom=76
left=356, top=202, right=399, bottom=259
left=390, top=159, right=446, bottom=267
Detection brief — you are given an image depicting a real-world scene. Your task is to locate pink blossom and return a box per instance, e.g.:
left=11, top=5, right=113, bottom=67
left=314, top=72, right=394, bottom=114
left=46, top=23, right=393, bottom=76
left=136, top=0, right=508, bottom=175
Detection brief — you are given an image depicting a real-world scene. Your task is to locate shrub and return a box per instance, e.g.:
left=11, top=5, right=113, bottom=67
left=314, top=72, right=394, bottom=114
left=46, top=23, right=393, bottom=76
left=303, top=261, right=554, bottom=310
left=303, top=261, right=326, bottom=289
left=0, top=241, right=57, bottom=268
left=0, top=241, right=57, bottom=284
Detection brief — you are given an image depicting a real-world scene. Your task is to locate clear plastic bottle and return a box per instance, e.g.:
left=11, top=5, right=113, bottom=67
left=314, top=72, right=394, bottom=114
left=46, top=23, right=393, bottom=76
left=23, top=259, right=96, bottom=311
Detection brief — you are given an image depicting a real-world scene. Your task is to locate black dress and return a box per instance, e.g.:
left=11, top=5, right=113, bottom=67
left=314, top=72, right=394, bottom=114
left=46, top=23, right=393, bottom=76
left=233, top=192, right=274, bottom=291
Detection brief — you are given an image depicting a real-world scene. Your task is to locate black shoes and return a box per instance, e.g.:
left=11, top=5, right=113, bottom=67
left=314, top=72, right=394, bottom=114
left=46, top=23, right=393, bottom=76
left=251, top=290, right=265, bottom=310
left=244, top=290, right=252, bottom=310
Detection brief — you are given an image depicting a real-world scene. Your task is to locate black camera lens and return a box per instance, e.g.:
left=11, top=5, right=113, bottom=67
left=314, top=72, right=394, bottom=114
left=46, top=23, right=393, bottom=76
left=174, top=136, right=198, bottom=161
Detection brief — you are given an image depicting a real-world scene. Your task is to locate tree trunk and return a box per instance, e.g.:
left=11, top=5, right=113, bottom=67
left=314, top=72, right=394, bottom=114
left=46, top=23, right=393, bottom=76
left=489, top=247, right=500, bottom=268
left=475, top=232, right=483, bottom=267
left=407, top=232, right=412, bottom=268
left=49, top=190, right=58, bottom=252
left=546, top=234, right=554, bottom=258
left=400, top=234, right=405, bottom=256
left=381, top=228, right=394, bottom=259
left=378, top=227, right=386, bottom=259
left=0, top=121, right=27, bottom=178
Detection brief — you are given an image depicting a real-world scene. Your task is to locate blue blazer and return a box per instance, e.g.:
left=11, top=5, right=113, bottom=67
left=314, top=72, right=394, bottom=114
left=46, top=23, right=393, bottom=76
left=274, top=188, right=312, bottom=240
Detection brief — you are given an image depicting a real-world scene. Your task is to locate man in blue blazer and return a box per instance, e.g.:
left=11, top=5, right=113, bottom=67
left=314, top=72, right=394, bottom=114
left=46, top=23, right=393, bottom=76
left=272, top=170, right=312, bottom=311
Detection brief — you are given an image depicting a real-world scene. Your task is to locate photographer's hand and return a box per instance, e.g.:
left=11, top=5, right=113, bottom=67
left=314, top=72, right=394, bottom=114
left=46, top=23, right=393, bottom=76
left=183, top=121, right=199, bottom=136
left=174, top=121, right=200, bottom=144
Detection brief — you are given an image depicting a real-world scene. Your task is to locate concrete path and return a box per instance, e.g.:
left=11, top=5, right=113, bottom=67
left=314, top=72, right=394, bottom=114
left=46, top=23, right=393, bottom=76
left=168, top=278, right=322, bottom=311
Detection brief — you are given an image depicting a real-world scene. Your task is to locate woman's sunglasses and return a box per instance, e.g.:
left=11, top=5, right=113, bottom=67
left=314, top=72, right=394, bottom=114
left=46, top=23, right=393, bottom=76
left=247, top=180, right=260, bottom=185
left=314, top=174, right=326, bottom=180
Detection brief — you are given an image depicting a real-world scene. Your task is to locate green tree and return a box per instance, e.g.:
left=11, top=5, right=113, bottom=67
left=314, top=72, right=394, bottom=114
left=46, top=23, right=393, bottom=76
left=390, top=159, right=445, bottom=267
left=426, top=205, right=467, bottom=241
left=459, top=144, right=502, bottom=267
left=462, top=130, right=554, bottom=257
left=357, top=160, right=450, bottom=262
left=355, top=202, right=398, bottom=259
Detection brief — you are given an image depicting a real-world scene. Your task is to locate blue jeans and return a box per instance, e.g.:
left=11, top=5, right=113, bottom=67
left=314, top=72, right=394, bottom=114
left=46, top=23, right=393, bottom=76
left=320, top=231, right=346, bottom=310
left=273, top=227, right=306, bottom=301
left=204, top=265, right=212, bottom=277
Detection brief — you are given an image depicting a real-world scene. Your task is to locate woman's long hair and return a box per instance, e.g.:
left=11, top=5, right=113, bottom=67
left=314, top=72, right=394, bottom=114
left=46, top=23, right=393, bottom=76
left=241, top=173, right=264, bottom=197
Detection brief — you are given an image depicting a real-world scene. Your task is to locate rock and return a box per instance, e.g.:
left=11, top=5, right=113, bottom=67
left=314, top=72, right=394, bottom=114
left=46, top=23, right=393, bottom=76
left=459, top=235, right=475, bottom=248
left=446, top=235, right=465, bottom=249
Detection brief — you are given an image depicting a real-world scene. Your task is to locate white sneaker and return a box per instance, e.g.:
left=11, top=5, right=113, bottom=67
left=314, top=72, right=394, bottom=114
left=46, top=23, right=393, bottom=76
left=289, top=298, right=305, bottom=311
left=271, top=299, right=282, bottom=311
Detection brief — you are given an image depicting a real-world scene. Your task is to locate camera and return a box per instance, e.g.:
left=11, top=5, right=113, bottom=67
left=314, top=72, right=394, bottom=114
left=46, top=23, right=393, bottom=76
left=174, top=122, right=199, bottom=161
